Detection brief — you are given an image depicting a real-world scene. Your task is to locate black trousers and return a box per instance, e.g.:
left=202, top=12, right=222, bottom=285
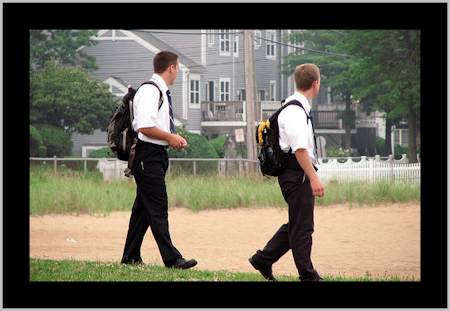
left=254, top=169, right=319, bottom=280
left=121, top=140, right=181, bottom=264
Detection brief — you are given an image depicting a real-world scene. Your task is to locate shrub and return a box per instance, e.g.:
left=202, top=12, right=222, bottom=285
left=89, top=147, right=116, bottom=158
left=34, top=124, right=73, bottom=157
left=209, top=136, right=227, bottom=158
left=168, top=127, right=218, bottom=159
left=30, top=125, right=47, bottom=157
left=325, top=146, right=350, bottom=157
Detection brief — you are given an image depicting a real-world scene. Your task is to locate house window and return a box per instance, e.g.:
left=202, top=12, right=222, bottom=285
left=258, top=89, right=266, bottom=101
left=253, top=30, right=262, bottom=49
left=190, top=79, right=200, bottom=106
left=219, top=29, right=231, bottom=55
left=233, top=32, right=239, bottom=57
left=219, top=78, right=230, bottom=101
left=270, top=80, right=276, bottom=101
left=266, top=30, right=276, bottom=59
left=207, top=29, right=214, bottom=46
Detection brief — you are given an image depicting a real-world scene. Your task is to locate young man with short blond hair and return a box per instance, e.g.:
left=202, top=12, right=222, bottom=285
left=249, top=63, right=325, bottom=282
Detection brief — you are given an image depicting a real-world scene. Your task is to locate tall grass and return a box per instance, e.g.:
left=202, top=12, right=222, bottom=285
left=29, top=164, right=420, bottom=216
left=30, top=165, right=136, bottom=216
left=167, top=175, right=285, bottom=211
left=315, top=179, right=421, bottom=208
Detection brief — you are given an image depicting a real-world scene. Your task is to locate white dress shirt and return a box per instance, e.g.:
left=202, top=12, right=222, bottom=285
left=277, top=91, right=319, bottom=168
left=132, top=74, right=171, bottom=146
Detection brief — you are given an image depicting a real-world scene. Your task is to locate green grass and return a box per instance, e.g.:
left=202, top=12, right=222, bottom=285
left=29, top=164, right=420, bottom=216
left=29, top=258, right=416, bottom=282
left=315, top=179, right=421, bottom=208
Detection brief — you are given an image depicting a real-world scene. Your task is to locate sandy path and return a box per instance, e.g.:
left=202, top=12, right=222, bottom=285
left=30, top=203, right=420, bottom=279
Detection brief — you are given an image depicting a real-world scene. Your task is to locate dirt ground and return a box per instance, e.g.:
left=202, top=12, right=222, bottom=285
left=30, top=203, right=420, bottom=279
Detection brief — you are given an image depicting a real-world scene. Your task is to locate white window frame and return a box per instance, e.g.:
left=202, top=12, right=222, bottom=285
left=258, top=89, right=266, bottom=101
left=219, top=78, right=230, bottom=101
left=219, top=29, right=231, bottom=56
left=253, top=30, right=262, bottom=49
left=207, top=29, right=215, bottom=47
left=270, top=80, right=277, bottom=101
left=82, top=145, right=106, bottom=158
left=266, top=30, right=276, bottom=59
left=233, top=31, right=239, bottom=57
left=189, top=73, right=201, bottom=108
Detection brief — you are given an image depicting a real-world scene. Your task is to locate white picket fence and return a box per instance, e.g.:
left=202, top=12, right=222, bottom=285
left=316, top=155, right=420, bottom=184
left=30, top=154, right=420, bottom=184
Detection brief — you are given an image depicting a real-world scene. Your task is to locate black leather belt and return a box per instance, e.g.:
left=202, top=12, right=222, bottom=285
left=137, top=139, right=169, bottom=151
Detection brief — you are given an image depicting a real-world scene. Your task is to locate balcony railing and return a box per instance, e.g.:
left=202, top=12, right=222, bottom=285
left=311, top=111, right=341, bottom=129
left=202, top=101, right=245, bottom=121
left=201, top=100, right=355, bottom=130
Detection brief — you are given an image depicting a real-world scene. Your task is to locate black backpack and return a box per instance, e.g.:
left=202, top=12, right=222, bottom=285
left=256, top=100, right=311, bottom=176
left=107, top=80, right=163, bottom=164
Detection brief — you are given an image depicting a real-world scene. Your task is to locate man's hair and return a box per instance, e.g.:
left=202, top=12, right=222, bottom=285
left=294, top=63, right=320, bottom=91
left=153, top=51, right=179, bottom=74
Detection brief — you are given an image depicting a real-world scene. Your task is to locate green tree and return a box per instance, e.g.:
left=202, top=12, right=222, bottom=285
left=339, top=30, right=420, bottom=162
left=281, top=30, right=356, bottom=150
left=282, top=30, right=420, bottom=162
left=30, top=29, right=99, bottom=73
left=30, top=60, right=118, bottom=135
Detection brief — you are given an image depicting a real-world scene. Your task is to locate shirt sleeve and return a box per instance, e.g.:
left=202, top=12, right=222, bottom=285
left=132, top=84, right=161, bottom=131
left=279, top=105, right=309, bottom=152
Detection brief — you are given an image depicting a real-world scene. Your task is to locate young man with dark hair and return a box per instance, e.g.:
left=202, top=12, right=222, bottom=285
left=121, top=51, right=197, bottom=270
left=249, top=63, right=325, bottom=282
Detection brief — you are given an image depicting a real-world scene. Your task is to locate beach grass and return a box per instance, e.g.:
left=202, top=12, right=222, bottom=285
left=29, top=164, right=420, bottom=216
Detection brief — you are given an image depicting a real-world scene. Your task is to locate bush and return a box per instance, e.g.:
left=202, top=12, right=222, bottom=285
left=167, top=127, right=218, bottom=159
left=209, top=136, right=227, bottom=158
left=30, top=125, right=47, bottom=157
left=394, top=144, right=408, bottom=160
left=376, top=136, right=386, bottom=156
left=34, top=124, right=73, bottom=157
left=89, top=147, right=116, bottom=158
left=325, top=146, right=351, bottom=157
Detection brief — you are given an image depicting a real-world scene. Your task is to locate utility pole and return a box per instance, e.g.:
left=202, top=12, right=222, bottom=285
left=243, top=30, right=256, bottom=166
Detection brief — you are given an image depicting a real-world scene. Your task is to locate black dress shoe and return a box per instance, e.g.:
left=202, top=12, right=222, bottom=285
left=249, top=257, right=277, bottom=281
left=165, top=257, right=198, bottom=269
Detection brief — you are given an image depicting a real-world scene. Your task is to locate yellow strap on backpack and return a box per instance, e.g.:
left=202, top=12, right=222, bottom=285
left=257, top=120, right=271, bottom=146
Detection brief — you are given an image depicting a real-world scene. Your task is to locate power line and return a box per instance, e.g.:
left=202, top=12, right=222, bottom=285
left=131, top=29, right=242, bottom=35
left=328, top=29, right=347, bottom=36
left=254, top=35, right=355, bottom=58
left=113, top=29, right=354, bottom=58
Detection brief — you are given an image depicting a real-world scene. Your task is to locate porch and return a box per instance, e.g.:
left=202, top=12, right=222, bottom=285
left=201, top=100, right=347, bottom=130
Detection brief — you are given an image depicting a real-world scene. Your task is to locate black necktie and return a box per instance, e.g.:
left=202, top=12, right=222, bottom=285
left=309, top=108, right=318, bottom=161
left=166, top=90, right=175, bottom=134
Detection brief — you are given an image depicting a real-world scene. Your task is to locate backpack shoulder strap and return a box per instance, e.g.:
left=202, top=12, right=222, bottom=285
left=140, top=80, right=164, bottom=110
left=270, top=99, right=309, bottom=124
left=279, top=99, right=310, bottom=124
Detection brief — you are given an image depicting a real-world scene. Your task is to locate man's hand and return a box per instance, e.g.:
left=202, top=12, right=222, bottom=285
left=138, top=127, right=188, bottom=150
left=309, top=178, right=325, bottom=197
left=295, top=148, right=325, bottom=197
left=168, top=134, right=188, bottom=150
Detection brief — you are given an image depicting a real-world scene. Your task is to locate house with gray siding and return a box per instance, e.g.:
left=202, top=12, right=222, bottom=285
left=72, top=29, right=383, bottom=157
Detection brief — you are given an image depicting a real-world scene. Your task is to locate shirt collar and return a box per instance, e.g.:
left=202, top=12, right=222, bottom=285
left=293, top=91, right=311, bottom=112
left=150, top=73, right=168, bottom=93
left=283, top=91, right=311, bottom=113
